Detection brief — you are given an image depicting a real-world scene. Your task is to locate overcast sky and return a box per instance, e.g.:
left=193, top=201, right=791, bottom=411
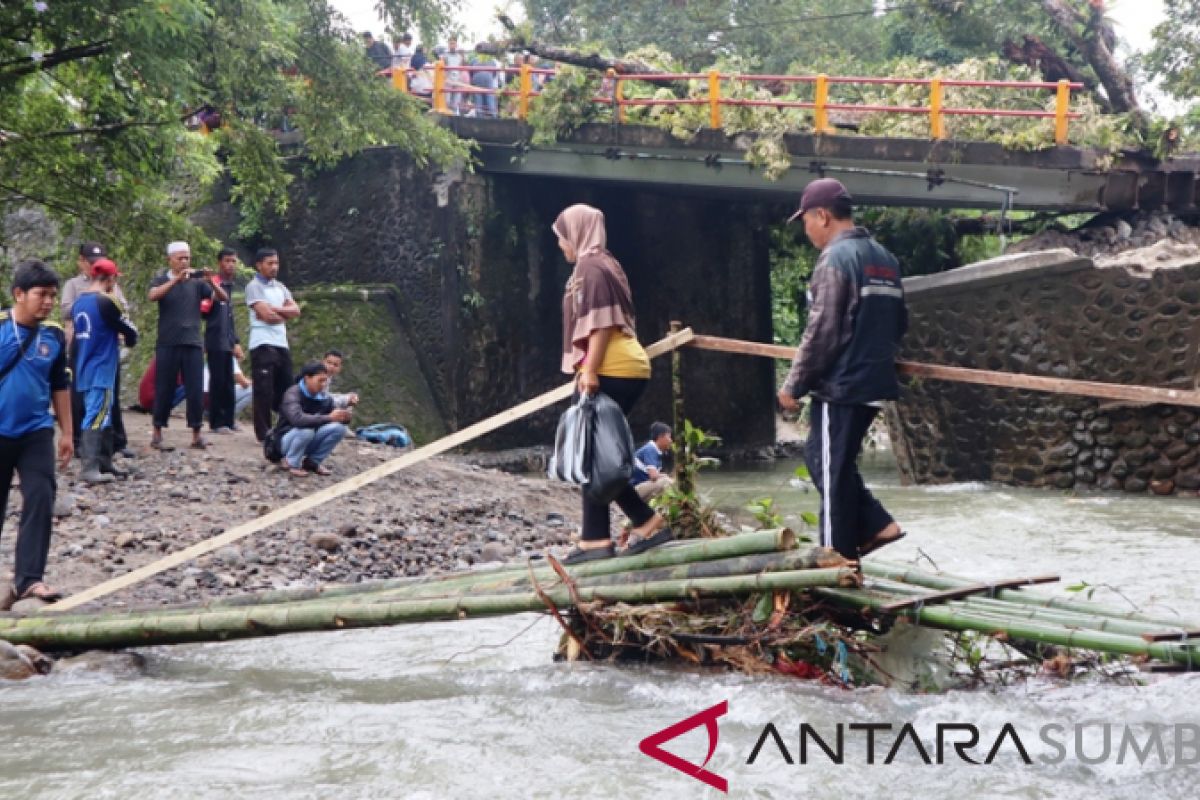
left=331, top=0, right=1165, bottom=53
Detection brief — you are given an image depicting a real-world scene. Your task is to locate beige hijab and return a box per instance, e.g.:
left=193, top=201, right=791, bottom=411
left=552, top=204, right=607, bottom=258
left=555, top=205, right=639, bottom=373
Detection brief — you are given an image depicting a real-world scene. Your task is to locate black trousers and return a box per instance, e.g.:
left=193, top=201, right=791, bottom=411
left=207, top=348, right=236, bottom=430
left=153, top=345, right=204, bottom=430
left=804, top=400, right=895, bottom=560
left=251, top=345, right=292, bottom=441
left=580, top=376, right=656, bottom=542
left=0, top=428, right=57, bottom=593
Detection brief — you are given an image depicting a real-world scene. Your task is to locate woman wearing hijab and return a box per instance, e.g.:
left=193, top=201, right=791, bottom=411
left=554, top=204, right=673, bottom=564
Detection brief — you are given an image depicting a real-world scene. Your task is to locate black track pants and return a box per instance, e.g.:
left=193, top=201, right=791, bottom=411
left=804, top=400, right=895, bottom=560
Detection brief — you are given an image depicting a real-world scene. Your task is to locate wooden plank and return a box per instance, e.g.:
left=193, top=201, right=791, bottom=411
left=686, top=334, right=1200, bottom=409
left=897, top=361, right=1200, bottom=409
left=49, top=328, right=697, bottom=613
left=879, top=575, right=1060, bottom=613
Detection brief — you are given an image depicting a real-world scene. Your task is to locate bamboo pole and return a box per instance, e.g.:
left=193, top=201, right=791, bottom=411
left=3, top=568, right=857, bottom=652
left=47, top=328, right=698, bottom=614
left=816, top=586, right=1200, bottom=667
left=1, top=529, right=797, bottom=630
left=864, top=577, right=1200, bottom=641
left=864, top=561, right=1200, bottom=631
left=685, top=334, right=1200, bottom=409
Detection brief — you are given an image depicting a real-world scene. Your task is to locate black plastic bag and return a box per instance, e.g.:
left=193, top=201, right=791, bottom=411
left=584, top=392, right=636, bottom=505
left=548, top=396, right=591, bottom=485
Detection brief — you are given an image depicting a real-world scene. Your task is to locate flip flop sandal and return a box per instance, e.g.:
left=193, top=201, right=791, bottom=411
left=859, top=530, right=907, bottom=557
left=190, top=439, right=210, bottom=450
left=16, top=582, right=62, bottom=604
left=561, top=544, right=615, bottom=565
left=621, top=527, right=674, bottom=556
left=149, top=439, right=175, bottom=452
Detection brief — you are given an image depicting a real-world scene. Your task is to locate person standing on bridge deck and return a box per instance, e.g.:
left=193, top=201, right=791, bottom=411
left=777, top=179, right=908, bottom=562
left=554, top=203, right=673, bottom=564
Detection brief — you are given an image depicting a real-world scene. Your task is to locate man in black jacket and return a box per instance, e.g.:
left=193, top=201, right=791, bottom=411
left=204, top=247, right=242, bottom=433
left=273, top=362, right=351, bottom=477
left=778, top=179, right=908, bottom=562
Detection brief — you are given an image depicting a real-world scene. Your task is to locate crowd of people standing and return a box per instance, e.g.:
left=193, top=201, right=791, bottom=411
left=0, top=242, right=363, bottom=608
left=363, top=30, right=549, bottom=118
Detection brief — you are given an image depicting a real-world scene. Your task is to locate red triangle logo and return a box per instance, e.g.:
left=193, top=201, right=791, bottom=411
left=638, top=700, right=729, bottom=792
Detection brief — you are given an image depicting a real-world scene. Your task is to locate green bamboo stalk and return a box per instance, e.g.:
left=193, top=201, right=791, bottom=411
left=816, top=586, right=1200, bottom=667
left=864, top=560, right=1199, bottom=631
left=960, top=595, right=1200, bottom=641
left=865, top=577, right=1200, bottom=641
left=0, top=568, right=855, bottom=652
left=348, top=545, right=841, bottom=603
left=2, top=529, right=798, bottom=631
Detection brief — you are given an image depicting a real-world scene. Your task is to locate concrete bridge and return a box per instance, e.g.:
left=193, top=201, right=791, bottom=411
left=246, top=119, right=1198, bottom=454
left=448, top=117, right=1200, bottom=214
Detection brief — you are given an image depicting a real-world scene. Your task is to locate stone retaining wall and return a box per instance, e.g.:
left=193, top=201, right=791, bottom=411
left=886, top=248, right=1200, bottom=496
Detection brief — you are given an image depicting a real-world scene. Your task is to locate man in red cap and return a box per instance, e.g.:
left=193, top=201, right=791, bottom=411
left=72, top=258, right=139, bottom=483
left=778, top=178, right=908, bottom=561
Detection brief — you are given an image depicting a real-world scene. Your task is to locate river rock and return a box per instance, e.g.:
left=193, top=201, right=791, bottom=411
left=479, top=542, right=507, bottom=563
left=56, top=650, right=147, bottom=676
left=308, top=532, right=343, bottom=552
left=115, top=532, right=136, bottom=548
left=53, top=493, right=76, bottom=517
left=1150, top=479, right=1175, bottom=496
left=0, top=639, right=43, bottom=680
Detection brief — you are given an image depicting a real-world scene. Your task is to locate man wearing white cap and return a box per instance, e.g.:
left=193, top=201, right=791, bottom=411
left=147, top=241, right=227, bottom=450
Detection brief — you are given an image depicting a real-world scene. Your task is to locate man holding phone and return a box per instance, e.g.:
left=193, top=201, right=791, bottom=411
left=147, top=241, right=227, bottom=451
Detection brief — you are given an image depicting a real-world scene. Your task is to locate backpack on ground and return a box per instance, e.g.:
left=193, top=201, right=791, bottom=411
left=263, top=427, right=285, bottom=463
left=355, top=423, right=412, bottom=448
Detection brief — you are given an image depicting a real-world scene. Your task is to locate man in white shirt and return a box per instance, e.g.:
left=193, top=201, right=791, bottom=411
left=244, top=248, right=300, bottom=441
left=392, top=33, right=413, bottom=68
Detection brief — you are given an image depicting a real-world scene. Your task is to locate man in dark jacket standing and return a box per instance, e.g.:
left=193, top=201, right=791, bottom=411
left=274, top=362, right=351, bottom=477
left=205, top=247, right=242, bottom=433
left=148, top=241, right=227, bottom=451
left=778, top=179, right=908, bottom=562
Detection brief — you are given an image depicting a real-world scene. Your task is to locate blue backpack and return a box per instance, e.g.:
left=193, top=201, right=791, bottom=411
left=355, top=423, right=412, bottom=448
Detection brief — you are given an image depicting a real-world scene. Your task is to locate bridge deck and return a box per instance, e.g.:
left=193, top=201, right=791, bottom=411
left=447, top=117, right=1200, bottom=213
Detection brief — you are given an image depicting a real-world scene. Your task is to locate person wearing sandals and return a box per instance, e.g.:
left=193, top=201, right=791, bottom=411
left=777, top=179, right=907, bottom=562
left=554, top=204, right=673, bottom=565
left=0, top=261, right=75, bottom=609
left=272, top=362, right=351, bottom=477
left=147, top=241, right=227, bottom=451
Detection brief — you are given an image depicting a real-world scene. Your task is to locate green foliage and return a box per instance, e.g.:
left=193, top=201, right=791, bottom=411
left=0, top=0, right=468, bottom=287
left=1143, top=0, right=1200, bottom=110
left=526, top=65, right=605, bottom=144
left=651, top=419, right=721, bottom=539
left=745, top=496, right=784, bottom=529
left=769, top=226, right=817, bottom=347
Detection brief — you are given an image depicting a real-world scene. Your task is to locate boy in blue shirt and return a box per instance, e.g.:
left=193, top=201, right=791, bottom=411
left=631, top=422, right=674, bottom=501
left=0, top=260, right=74, bottom=609
left=73, top=258, right=139, bottom=483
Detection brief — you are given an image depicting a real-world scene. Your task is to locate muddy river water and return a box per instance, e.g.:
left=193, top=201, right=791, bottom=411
left=2, top=453, right=1198, bottom=798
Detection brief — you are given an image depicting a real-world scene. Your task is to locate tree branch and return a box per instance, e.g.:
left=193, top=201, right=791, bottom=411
left=476, top=15, right=670, bottom=75
left=0, top=180, right=111, bottom=233
left=0, top=41, right=111, bottom=83
left=1039, top=0, right=1139, bottom=113
left=1, top=109, right=201, bottom=147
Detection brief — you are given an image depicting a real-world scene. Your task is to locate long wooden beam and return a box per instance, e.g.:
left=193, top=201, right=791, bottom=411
left=879, top=575, right=1060, bottom=613
left=49, top=328, right=698, bottom=613
left=686, top=334, right=1200, bottom=409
